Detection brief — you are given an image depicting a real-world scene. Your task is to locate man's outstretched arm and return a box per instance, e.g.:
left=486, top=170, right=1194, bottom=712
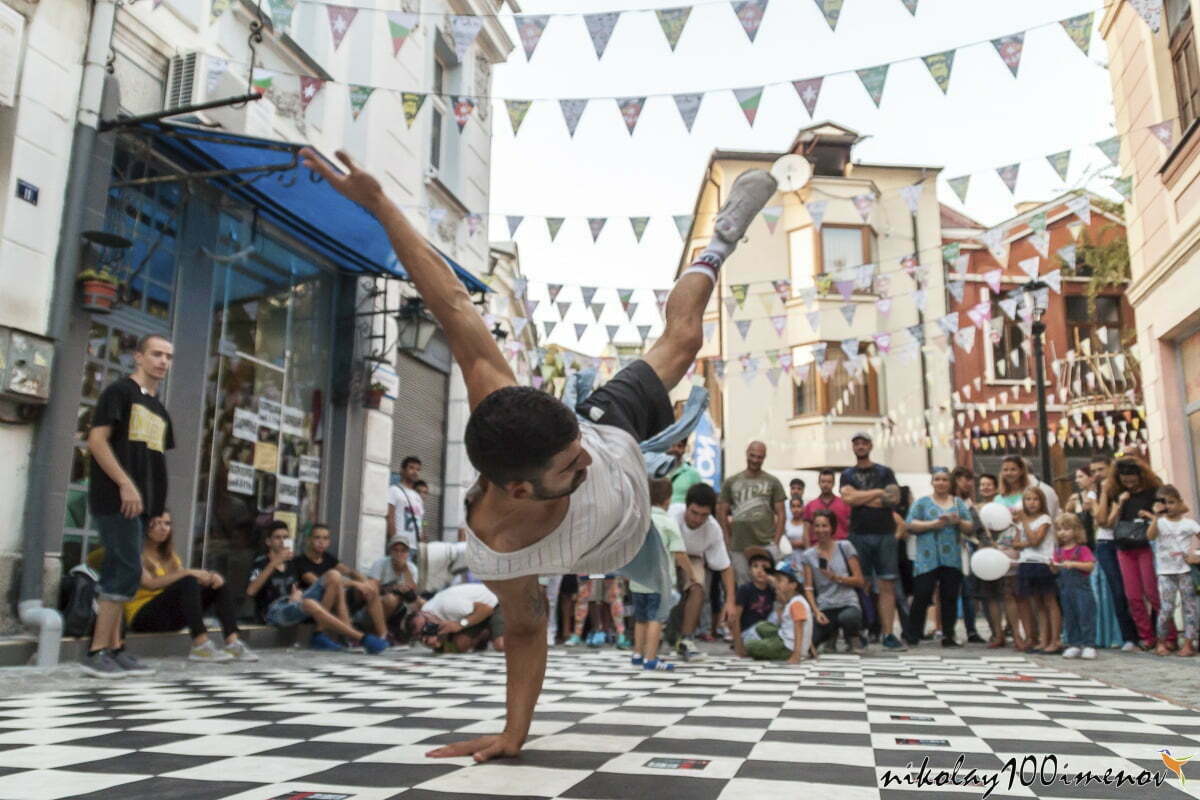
left=426, top=574, right=546, bottom=762
left=301, top=148, right=514, bottom=410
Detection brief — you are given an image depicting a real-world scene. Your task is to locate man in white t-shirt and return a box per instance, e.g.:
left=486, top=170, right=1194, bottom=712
left=669, top=482, right=736, bottom=660
left=387, top=456, right=425, bottom=548
left=409, top=582, right=502, bottom=653
left=303, top=146, right=776, bottom=762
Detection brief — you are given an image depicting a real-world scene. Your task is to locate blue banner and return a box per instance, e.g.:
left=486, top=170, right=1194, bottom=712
left=691, top=411, right=722, bottom=491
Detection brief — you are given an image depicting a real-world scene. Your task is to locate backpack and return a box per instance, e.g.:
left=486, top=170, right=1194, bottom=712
left=58, top=564, right=99, bottom=639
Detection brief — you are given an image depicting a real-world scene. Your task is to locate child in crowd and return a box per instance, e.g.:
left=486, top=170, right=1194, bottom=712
left=732, top=549, right=777, bottom=651
left=1147, top=485, right=1200, bottom=657
left=629, top=478, right=690, bottom=671
left=743, top=564, right=812, bottom=662
left=1014, top=486, right=1060, bottom=653
left=1050, top=513, right=1097, bottom=660
left=785, top=498, right=807, bottom=550
left=566, top=576, right=628, bottom=648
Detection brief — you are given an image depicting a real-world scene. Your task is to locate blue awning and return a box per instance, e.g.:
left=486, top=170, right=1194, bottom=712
left=141, top=122, right=489, bottom=293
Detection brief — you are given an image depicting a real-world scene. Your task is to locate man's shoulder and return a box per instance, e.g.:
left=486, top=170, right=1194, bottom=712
left=250, top=553, right=269, bottom=568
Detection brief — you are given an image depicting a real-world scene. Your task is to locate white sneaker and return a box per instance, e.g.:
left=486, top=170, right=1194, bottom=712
left=223, top=640, right=259, bottom=662
left=189, top=640, right=234, bottom=663
left=713, top=170, right=778, bottom=244
left=677, top=638, right=707, bottom=662
left=1121, top=641, right=1137, bottom=652
left=1081, top=647, right=1097, bottom=660
left=1062, top=647, right=1081, bottom=659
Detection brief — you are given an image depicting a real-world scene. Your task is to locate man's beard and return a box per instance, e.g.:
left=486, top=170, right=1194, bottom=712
left=531, top=469, right=587, bottom=501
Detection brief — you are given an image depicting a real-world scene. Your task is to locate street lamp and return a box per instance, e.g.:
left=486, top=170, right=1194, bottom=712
left=396, top=296, right=438, bottom=354
left=490, top=323, right=508, bottom=342
left=1020, top=280, right=1052, bottom=484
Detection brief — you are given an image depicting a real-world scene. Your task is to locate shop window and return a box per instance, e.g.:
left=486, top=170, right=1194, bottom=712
left=1169, top=0, right=1200, bottom=131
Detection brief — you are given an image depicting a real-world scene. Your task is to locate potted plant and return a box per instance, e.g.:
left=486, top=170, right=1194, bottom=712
left=77, top=268, right=119, bottom=313
left=363, top=381, right=386, bottom=409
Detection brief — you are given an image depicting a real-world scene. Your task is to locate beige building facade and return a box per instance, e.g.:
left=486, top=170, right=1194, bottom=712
left=678, top=123, right=954, bottom=480
left=1101, top=0, right=1200, bottom=509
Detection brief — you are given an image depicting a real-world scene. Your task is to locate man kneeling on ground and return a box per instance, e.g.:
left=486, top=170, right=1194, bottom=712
left=408, top=583, right=504, bottom=653
left=246, top=520, right=387, bottom=654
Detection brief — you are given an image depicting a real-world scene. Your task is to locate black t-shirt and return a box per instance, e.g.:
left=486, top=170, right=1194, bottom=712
left=294, top=551, right=339, bottom=587
left=736, top=581, right=776, bottom=630
left=248, top=553, right=299, bottom=622
left=840, top=463, right=898, bottom=536
left=88, top=377, right=174, bottom=517
left=1118, top=487, right=1159, bottom=523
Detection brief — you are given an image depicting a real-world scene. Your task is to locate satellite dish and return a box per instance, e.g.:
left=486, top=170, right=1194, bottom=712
left=771, top=154, right=812, bottom=192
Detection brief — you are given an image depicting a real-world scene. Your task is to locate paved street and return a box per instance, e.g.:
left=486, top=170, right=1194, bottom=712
left=0, top=648, right=1197, bottom=800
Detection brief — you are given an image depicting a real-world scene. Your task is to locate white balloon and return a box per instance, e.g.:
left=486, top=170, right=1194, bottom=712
left=971, top=547, right=1013, bottom=582
left=979, top=502, right=1013, bottom=533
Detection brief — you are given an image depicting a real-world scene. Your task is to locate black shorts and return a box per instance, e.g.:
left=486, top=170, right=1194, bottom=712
left=1017, top=563, right=1057, bottom=597
left=575, top=359, right=674, bottom=443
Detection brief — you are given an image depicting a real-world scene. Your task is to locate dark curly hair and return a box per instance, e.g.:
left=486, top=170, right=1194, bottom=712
left=684, top=482, right=718, bottom=512
left=465, top=386, right=580, bottom=486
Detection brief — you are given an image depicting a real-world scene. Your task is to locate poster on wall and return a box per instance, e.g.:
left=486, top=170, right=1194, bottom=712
left=259, top=398, right=282, bottom=431
left=233, top=408, right=260, bottom=442
left=227, top=461, right=255, bottom=495
left=277, top=476, right=300, bottom=507
left=273, top=510, right=297, bottom=539
left=299, top=455, right=321, bottom=483
left=282, top=405, right=306, bottom=437
left=254, top=441, right=279, bottom=473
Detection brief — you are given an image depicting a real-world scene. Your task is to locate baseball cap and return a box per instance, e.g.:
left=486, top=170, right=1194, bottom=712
left=773, top=561, right=803, bottom=583
left=387, top=535, right=411, bottom=550
left=851, top=431, right=872, bottom=443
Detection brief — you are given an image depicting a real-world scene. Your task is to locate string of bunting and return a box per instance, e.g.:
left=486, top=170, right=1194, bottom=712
left=202, top=7, right=1103, bottom=127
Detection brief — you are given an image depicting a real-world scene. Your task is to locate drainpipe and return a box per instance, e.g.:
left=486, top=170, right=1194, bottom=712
left=17, top=0, right=119, bottom=667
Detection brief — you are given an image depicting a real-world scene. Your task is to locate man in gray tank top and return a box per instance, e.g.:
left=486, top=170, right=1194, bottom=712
left=304, top=147, right=776, bottom=763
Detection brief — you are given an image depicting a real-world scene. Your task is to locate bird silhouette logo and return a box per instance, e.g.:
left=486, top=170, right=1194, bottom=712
left=1159, top=749, right=1194, bottom=785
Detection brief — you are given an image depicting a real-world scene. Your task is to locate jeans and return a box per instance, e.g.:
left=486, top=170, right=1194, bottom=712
left=906, top=566, right=962, bottom=644
left=129, top=574, right=239, bottom=640
left=813, top=605, right=863, bottom=648
left=1116, top=546, right=1164, bottom=643
left=1094, top=540, right=1139, bottom=644
left=1058, top=568, right=1096, bottom=647
left=95, top=514, right=147, bottom=602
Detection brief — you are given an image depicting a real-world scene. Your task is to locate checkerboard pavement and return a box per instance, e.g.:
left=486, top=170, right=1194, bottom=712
left=0, top=650, right=1196, bottom=800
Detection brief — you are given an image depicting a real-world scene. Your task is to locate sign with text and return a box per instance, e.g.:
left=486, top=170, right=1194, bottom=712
left=227, top=461, right=254, bottom=495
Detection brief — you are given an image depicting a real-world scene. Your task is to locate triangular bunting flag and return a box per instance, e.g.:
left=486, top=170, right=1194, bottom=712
left=1096, top=136, right=1121, bottom=167
left=876, top=297, right=892, bottom=316
left=574, top=323, right=588, bottom=340
left=587, top=217, right=607, bottom=242
left=938, top=312, right=960, bottom=335
left=735, top=319, right=752, bottom=339
left=955, top=326, right=977, bottom=354
left=1149, top=121, right=1174, bottom=150
left=900, top=182, right=924, bottom=214
left=852, top=193, right=875, bottom=222
left=555, top=301, right=570, bottom=319
left=1030, top=231, right=1050, bottom=258
left=1112, top=176, right=1133, bottom=201
left=996, top=163, right=1020, bottom=194
left=637, top=325, right=652, bottom=342
left=703, top=321, right=716, bottom=341
left=605, top=324, right=620, bottom=342
left=901, top=0, right=918, bottom=14
left=761, top=206, right=783, bottom=234
left=732, top=0, right=768, bottom=42
left=298, top=77, right=324, bottom=112
left=839, top=303, right=856, bottom=325
left=1043, top=269, right=1063, bottom=294
left=385, top=11, right=418, bottom=56
left=731, top=284, right=749, bottom=308
left=268, top=0, right=297, bottom=33
left=991, top=33, right=1024, bottom=77
left=947, top=280, right=965, bottom=303
left=546, top=217, right=564, bottom=241
left=428, top=208, right=447, bottom=226
left=947, top=175, right=970, bottom=204
left=560, top=99, right=587, bottom=137
left=656, top=7, right=692, bottom=51
left=630, top=217, right=649, bottom=242
left=616, top=97, right=646, bottom=134
left=516, top=15, right=549, bottom=60
left=792, top=77, right=823, bottom=117
left=326, top=5, right=358, bottom=50
left=210, top=0, right=232, bottom=24
left=580, top=286, right=598, bottom=305
left=401, top=92, right=426, bottom=129
left=1060, top=12, right=1093, bottom=55
left=1057, top=244, right=1076, bottom=271
left=589, top=303, right=603, bottom=322
left=983, top=268, right=1002, bottom=293
left=806, top=310, right=821, bottom=330
left=772, top=279, right=791, bottom=303
left=673, top=93, right=703, bottom=132
left=770, top=315, right=787, bottom=336
left=806, top=200, right=828, bottom=230
left=1046, top=150, right=1071, bottom=182
left=452, top=96, right=476, bottom=132
left=1018, top=256, right=1040, bottom=280
left=348, top=85, right=375, bottom=120
left=505, top=99, right=532, bottom=135
left=1130, top=0, right=1163, bottom=33
left=506, top=216, right=524, bottom=238
left=856, top=64, right=889, bottom=108
left=451, top=15, right=483, bottom=59
left=466, top=213, right=482, bottom=237
left=733, top=86, right=764, bottom=126
left=1066, top=194, right=1091, bottom=225
left=546, top=284, right=564, bottom=303
left=922, top=50, right=955, bottom=94
left=813, top=0, right=844, bottom=30
left=583, top=12, right=619, bottom=59
left=674, top=215, right=693, bottom=240
left=512, top=317, right=529, bottom=337
left=723, top=296, right=738, bottom=317
left=543, top=320, right=557, bottom=338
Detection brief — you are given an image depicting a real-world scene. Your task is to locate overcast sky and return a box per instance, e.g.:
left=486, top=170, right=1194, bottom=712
left=487, top=0, right=1116, bottom=354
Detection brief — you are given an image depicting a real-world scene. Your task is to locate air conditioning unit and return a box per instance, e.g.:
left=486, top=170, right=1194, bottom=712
left=163, top=51, right=277, bottom=137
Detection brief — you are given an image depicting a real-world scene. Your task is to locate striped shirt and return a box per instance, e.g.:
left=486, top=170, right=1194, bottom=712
left=465, top=421, right=650, bottom=581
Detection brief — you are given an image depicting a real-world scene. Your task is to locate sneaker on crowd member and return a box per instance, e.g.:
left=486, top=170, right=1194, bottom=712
left=311, top=632, right=346, bottom=652
left=565, top=634, right=583, bottom=647
left=1063, top=646, right=1082, bottom=659
left=587, top=631, right=606, bottom=648
left=189, top=640, right=234, bottom=663
left=882, top=633, right=907, bottom=651
left=361, top=633, right=389, bottom=655
left=644, top=659, right=675, bottom=671
left=111, top=649, right=155, bottom=676
left=224, top=639, right=259, bottom=662
left=81, top=649, right=126, bottom=679
left=630, top=655, right=644, bottom=667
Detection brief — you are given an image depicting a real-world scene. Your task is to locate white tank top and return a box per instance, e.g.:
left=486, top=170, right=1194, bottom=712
left=465, top=421, right=650, bottom=581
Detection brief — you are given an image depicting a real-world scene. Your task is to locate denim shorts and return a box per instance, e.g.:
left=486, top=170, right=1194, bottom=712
left=631, top=591, right=662, bottom=623
left=614, top=525, right=671, bottom=623
left=265, top=577, right=326, bottom=627
left=95, top=514, right=145, bottom=602
left=1017, top=562, right=1057, bottom=597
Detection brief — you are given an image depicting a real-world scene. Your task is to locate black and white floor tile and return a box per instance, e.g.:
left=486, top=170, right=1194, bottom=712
left=0, top=651, right=1196, bottom=799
